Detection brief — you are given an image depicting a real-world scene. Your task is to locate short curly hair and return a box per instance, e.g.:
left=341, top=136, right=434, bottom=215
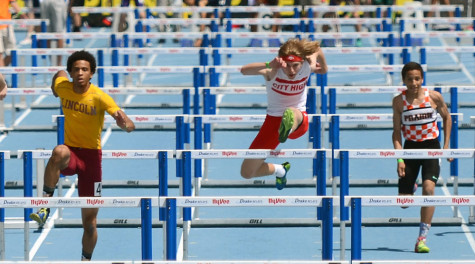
left=66, top=50, right=96, bottom=74
left=401, top=61, right=423, bottom=80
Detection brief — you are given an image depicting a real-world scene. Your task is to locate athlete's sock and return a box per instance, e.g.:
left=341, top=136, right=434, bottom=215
left=419, top=222, right=431, bottom=238
left=81, top=251, right=92, bottom=261
left=273, top=164, right=285, bottom=178
left=43, top=185, right=55, bottom=197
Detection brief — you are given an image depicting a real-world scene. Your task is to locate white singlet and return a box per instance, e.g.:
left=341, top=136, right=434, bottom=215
left=265, top=60, right=310, bottom=116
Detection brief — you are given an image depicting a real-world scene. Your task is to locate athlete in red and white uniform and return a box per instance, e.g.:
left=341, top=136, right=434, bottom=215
left=392, top=62, right=452, bottom=253
left=240, top=38, right=328, bottom=190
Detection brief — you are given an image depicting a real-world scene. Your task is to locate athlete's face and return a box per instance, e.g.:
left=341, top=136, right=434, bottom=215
left=403, top=69, right=423, bottom=95
left=282, top=61, right=303, bottom=79
left=69, top=60, right=93, bottom=88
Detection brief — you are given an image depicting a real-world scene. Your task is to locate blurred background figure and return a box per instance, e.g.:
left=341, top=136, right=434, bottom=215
left=69, top=0, right=85, bottom=33
left=0, top=0, right=27, bottom=66
left=40, top=0, right=67, bottom=65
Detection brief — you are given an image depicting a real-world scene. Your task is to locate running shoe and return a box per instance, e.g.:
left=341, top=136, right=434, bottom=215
left=415, top=237, right=430, bottom=253
left=278, top=108, right=294, bottom=143
left=276, top=162, right=290, bottom=190
left=30, top=208, right=50, bottom=227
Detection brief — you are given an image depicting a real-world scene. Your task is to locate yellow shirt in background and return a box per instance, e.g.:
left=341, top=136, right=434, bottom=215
left=55, top=76, right=121, bottom=149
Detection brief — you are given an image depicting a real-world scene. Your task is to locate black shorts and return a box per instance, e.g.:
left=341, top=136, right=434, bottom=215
left=398, top=139, right=441, bottom=194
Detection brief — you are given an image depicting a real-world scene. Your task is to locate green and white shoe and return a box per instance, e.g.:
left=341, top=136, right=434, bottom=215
left=279, top=109, right=294, bottom=143
left=276, top=162, right=290, bottom=190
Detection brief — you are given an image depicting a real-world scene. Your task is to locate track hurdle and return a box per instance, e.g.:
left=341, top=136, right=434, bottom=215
left=17, top=149, right=173, bottom=260
left=10, top=48, right=105, bottom=91
left=339, top=149, right=475, bottom=261
left=398, top=17, right=474, bottom=48
left=100, top=66, right=204, bottom=115
left=349, top=195, right=475, bottom=262
left=177, top=149, right=329, bottom=223
left=339, top=149, right=475, bottom=226
left=0, top=196, right=157, bottom=261
left=0, top=151, right=10, bottom=260
left=193, top=114, right=325, bottom=182
left=161, top=195, right=335, bottom=261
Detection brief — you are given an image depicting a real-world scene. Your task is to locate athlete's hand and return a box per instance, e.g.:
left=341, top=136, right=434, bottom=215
left=270, top=57, right=286, bottom=69
left=113, top=110, right=134, bottom=132
left=397, top=162, right=405, bottom=178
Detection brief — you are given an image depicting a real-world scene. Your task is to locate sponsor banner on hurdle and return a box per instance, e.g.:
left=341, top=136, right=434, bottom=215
left=177, top=149, right=323, bottom=159
left=104, top=87, right=193, bottom=95
left=18, top=150, right=173, bottom=159
left=6, top=88, right=51, bottom=95
left=0, top=66, right=65, bottom=74
left=104, top=115, right=189, bottom=124
left=422, top=47, right=475, bottom=53
left=6, top=87, right=191, bottom=96
left=201, top=115, right=266, bottom=123
left=0, top=19, right=48, bottom=26
left=208, top=87, right=266, bottom=94
left=126, top=32, right=208, bottom=40
left=52, top=115, right=190, bottom=124
left=34, top=32, right=113, bottom=40
left=327, top=86, right=407, bottom=94
left=456, top=86, right=475, bottom=93
left=115, top=47, right=201, bottom=55
left=102, top=66, right=199, bottom=74
left=336, top=114, right=393, bottom=122
left=347, top=196, right=475, bottom=207
left=346, top=149, right=475, bottom=159
left=160, top=196, right=324, bottom=207
left=0, top=197, right=159, bottom=208
left=14, top=48, right=96, bottom=56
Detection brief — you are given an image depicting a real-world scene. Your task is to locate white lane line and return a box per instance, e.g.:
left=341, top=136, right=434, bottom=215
left=101, top=126, right=113, bottom=148
left=0, top=133, right=7, bottom=143
left=440, top=177, right=475, bottom=254
left=29, top=182, right=77, bottom=260
left=12, top=108, right=31, bottom=127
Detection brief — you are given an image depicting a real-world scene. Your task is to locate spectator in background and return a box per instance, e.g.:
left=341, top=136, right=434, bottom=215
left=118, top=0, right=146, bottom=33
left=40, top=0, right=67, bottom=66
left=0, top=73, right=7, bottom=100
left=19, top=0, right=41, bottom=46
left=426, top=0, right=454, bottom=18
left=183, top=0, right=231, bottom=47
left=0, top=0, right=27, bottom=66
left=69, top=0, right=85, bottom=33
left=321, top=0, right=363, bottom=47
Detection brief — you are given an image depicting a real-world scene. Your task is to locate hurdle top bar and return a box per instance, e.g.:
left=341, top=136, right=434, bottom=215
left=344, top=195, right=475, bottom=207
left=17, top=150, right=174, bottom=159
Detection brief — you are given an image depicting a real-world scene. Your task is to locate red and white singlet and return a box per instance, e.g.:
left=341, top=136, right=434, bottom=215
left=401, top=88, right=439, bottom=142
left=265, top=60, right=310, bottom=116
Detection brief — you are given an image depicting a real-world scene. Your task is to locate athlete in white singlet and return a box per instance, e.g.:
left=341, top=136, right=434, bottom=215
left=392, top=62, right=452, bottom=253
left=240, top=38, right=328, bottom=190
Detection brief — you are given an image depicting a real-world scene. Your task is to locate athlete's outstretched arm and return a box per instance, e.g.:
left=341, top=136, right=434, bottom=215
left=113, top=110, right=135, bottom=133
left=0, top=73, right=7, bottom=100
left=51, top=70, right=68, bottom=97
left=308, top=48, right=328, bottom=75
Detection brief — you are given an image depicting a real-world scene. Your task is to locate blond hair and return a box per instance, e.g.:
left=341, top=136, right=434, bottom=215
left=278, top=38, right=320, bottom=61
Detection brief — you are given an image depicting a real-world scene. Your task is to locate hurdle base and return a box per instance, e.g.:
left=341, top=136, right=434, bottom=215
left=44, top=217, right=464, bottom=228
left=5, top=178, right=473, bottom=190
